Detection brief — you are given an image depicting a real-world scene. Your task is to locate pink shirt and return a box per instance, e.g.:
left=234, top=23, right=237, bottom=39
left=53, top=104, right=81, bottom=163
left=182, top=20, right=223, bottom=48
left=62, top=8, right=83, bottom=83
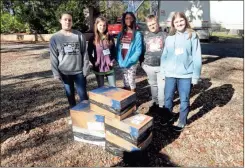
left=121, top=32, right=132, bottom=60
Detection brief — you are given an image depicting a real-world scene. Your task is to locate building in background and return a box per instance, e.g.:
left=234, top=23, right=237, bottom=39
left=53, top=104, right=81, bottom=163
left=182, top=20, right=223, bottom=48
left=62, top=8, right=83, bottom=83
left=209, top=1, right=243, bottom=35
left=157, top=0, right=243, bottom=39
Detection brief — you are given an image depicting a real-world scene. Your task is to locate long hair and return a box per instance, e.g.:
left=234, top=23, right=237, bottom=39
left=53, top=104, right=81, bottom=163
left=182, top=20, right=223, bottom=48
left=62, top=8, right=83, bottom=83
left=120, top=12, right=137, bottom=41
left=93, top=16, right=112, bottom=45
left=169, top=12, right=194, bottom=39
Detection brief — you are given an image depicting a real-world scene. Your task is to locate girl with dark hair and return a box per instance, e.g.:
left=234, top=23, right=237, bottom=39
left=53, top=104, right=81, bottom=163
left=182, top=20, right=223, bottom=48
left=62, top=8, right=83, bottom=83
left=160, top=12, right=202, bottom=130
left=88, top=16, right=116, bottom=87
left=115, top=12, right=143, bottom=92
left=49, top=11, right=89, bottom=109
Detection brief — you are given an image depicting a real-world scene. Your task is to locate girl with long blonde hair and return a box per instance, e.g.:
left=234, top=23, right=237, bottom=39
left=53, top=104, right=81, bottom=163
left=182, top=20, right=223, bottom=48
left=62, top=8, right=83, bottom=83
left=159, top=12, right=202, bottom=130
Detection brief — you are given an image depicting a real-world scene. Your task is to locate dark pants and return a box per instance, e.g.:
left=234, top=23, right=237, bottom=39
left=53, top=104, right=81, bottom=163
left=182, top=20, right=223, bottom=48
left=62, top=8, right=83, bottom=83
left=164, top=77, right=191, bottom=126
left=95, top=73, right=116, bottom=87
left=60, top=73, right=88, bottom=108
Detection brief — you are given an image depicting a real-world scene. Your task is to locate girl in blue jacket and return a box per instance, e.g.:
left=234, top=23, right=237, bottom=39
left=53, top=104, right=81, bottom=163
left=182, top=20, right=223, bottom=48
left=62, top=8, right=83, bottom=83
left=116, top=12, right=143, bottom=92
left=160, top=12, right=202, bottom=131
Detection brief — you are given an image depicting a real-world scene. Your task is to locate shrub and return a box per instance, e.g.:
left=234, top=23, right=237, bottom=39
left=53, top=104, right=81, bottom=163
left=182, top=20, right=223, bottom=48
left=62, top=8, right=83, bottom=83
left=1, top=13, right=29, bottom=34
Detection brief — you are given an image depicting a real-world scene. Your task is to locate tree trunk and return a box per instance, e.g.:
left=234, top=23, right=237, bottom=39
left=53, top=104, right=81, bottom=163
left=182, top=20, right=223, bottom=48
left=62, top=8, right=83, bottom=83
left=88, top=7, right=94, bottom=32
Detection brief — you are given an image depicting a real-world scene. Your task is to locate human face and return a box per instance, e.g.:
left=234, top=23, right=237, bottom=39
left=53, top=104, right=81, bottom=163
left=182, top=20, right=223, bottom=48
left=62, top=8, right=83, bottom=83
left=60, top=14, right=72, bottom=31
left=173, top=16, right=186, bottom=32
left=97, top=21, right=106, bottom=34
left=147, top=19, right=159, bottom=33
left=125, top=14, right=134, bottom=27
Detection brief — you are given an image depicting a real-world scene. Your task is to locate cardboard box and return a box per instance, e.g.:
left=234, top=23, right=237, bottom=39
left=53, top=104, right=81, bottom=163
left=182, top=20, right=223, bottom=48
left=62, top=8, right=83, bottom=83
left=105, top=131, right=152, bottom=154
left=73, top=126, right=105, bottom=147
left=74, top=136, right=105, bottom=146
left=70, top=101, right=105, bottom=146
left=72, top=125, right=105, bottom=139
left=90, top=100, right=136, bottom=115
left=70, top=101, right=105, bottom=131
left=105, top=141, right=125, bottom=157
left=90, top=103, right=136, bottom=120
left=88, top=86, right=136, bottom=112
left=105, top=114, right=153, bottom=144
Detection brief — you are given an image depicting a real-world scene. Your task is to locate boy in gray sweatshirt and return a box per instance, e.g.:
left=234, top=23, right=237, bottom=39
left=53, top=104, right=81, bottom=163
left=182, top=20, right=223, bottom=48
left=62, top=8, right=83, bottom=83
left=50, top=12, right=89, bottom=109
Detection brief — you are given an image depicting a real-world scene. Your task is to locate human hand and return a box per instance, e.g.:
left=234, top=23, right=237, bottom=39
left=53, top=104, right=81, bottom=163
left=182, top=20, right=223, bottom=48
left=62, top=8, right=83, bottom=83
left=54, top=76, right=61, bottom=81
left=89, top=64, right=93, bottom=69
left=191, top=78, right=199, bottom=85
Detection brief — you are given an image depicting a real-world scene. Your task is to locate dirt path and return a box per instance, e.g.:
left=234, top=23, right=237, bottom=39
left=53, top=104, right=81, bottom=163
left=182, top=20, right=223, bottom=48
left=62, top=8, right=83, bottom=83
left=1, top=41, right=243, bottom=167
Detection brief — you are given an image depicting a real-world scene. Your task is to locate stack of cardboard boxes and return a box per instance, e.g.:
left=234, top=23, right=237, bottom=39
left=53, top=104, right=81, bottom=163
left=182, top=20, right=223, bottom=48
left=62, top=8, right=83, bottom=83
left=70, top=86, right=153, bottom=156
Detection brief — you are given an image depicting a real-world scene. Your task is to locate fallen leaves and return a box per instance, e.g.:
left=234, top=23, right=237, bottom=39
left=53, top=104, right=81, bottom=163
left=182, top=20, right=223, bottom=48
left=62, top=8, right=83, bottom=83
left=1, top=42, right=243, bottom=167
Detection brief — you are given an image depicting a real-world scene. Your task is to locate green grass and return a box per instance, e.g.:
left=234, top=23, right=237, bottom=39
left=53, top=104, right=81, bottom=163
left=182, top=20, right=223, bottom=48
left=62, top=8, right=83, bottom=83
left=209, top=31, right=243, bottom=43
left=211, top=32, right=242, bottom=39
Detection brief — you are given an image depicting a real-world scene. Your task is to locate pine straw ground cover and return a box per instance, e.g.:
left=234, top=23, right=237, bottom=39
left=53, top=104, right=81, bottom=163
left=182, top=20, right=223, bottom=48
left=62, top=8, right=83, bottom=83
left=0, top=40, right=243, bottom=167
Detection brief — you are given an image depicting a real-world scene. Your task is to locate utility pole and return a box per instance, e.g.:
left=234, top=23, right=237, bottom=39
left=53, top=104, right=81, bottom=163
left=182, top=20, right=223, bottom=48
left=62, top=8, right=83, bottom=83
left=150, top=0, right=158, bottom=15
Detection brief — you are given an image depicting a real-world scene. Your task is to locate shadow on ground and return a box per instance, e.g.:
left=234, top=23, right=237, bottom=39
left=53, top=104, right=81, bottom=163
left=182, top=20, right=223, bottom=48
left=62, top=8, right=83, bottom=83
left=188, top=84, right=234, bottom=125
left=111, top=79, right=234, bottom=167
left=111, top=107, right=181, bottom=167
left=1, top=43, right=48, bottom=53
left=173, top=78, right=212, bottom=106
left=1, top=70, right=53, bottom=81
left=1, top=38, right=239, bottom=166
left=0, top=78, right=69, bottom=143
left=201, top=35, right=243, bottom=59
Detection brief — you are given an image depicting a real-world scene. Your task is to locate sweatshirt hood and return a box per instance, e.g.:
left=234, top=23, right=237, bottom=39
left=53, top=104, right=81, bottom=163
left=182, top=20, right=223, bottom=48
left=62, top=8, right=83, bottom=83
left=176, top=30, right=189, bottom=35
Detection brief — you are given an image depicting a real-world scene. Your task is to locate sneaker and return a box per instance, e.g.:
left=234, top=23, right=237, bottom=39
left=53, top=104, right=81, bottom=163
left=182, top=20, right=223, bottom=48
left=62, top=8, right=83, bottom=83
left=148, top=102, right=158, bottom=113
left=172, top=123, right=185, bottom=132
left=151, top=102, right=159, bottom=109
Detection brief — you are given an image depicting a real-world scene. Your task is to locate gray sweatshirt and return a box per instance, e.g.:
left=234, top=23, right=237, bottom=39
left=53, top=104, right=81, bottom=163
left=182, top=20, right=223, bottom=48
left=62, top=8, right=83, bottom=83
left=49, top=30, right=90, bottom=78
left=143, top=29, right=167, bottom=66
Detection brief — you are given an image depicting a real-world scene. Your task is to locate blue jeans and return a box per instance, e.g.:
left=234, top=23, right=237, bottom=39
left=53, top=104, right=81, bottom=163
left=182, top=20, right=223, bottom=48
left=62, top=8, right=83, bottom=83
left=164, top=77, right=191, bottom=126
left=95, top=73, right=116, bottom=87
left=60, top=73, right=88, bottom=108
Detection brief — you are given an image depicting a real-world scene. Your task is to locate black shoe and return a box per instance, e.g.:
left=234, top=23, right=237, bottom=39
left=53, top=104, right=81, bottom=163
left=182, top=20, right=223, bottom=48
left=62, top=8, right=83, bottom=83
left=149, top=102, right=159, bottom=113
left=159, top=111, right=175, bottom=126
left=172, top=123, right=185, bottom=132
left=152, top=102, right=159, bottom=109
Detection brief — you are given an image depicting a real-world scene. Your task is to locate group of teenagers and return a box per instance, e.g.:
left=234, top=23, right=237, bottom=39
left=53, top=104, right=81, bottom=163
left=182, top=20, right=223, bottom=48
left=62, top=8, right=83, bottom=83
left=50, top=11, right=202, bottom=132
